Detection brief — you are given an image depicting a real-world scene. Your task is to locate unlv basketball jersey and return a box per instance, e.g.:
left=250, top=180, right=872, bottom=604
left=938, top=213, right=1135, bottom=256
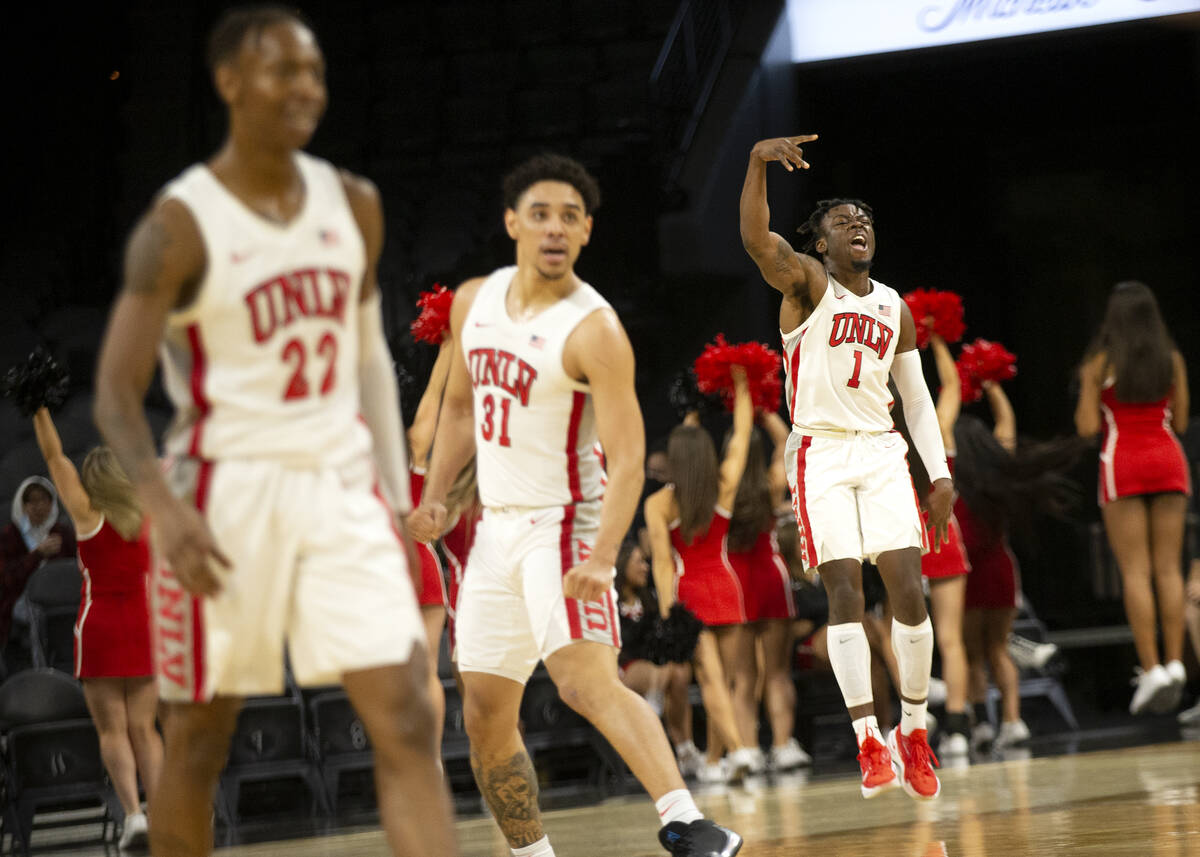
left=157, top=153, right=372, bottom=466
left=461, top=266, right=609, bottom=509
left=781, top=275, right=901, bottom=432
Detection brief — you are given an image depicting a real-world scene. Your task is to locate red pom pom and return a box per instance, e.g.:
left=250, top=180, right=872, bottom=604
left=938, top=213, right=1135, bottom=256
left=903, top=289, right=965, bottom=348
left=955, top=338, right=1017, bottom=403
left=693, top=335, right=782, bottom=413
left=410, top=285, right=454, bottom=344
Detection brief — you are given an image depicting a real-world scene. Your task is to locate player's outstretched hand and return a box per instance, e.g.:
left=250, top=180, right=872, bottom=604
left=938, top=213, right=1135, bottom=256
left=156, top=497, right=230, bottom=597
left=563, top=557, right=613, bottom=604
left=927, top=478, right=954, bottom=552
left=407, top=501, right=446, bottom=544
left=751, top=134, right=818, bottom=172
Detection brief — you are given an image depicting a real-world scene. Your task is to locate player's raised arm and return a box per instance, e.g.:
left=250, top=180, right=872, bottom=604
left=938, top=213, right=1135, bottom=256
left=740, top=135, right=823, bottom=302
left=562, top=308, right=645, bottom=602
left=408, top=279, right=484, bottom=543
left=891, top=302, right=953, bottom=548
left=94, top=198, right=230, bottom=594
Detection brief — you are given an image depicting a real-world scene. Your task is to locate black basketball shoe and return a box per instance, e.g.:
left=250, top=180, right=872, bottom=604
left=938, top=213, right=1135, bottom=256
left=658, top=819, right=743, bottom=856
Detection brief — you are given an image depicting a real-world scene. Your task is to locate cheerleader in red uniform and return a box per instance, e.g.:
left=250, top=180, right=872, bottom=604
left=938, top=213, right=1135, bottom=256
left=725, top=411, right=809, bottom=772
left=644, top=367, right=758, bottom=782
left=913, top=334, right=973, bottom=758
left=32, top=407, right=160, bottom=849
left=956, top=379, right=1079, bottom=750
left=1076, top=281, right=1191, bottom=714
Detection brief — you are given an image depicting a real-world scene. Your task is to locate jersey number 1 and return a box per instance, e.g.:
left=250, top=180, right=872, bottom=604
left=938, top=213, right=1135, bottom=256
left=846, top=349, right=864, bottom=389
left=480, top=394, right=512, bottom=447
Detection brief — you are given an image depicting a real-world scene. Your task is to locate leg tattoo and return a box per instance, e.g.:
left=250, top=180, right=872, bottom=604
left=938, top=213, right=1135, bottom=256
left=471, top=748, right=544, bottom=848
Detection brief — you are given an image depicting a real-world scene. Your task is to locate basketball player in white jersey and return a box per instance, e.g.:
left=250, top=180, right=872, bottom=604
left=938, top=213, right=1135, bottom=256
left=739, top=136, right=953, bottom=801
left=92, top=8, right=457, bottom=856
left=408, top=154, right=742, bottom=857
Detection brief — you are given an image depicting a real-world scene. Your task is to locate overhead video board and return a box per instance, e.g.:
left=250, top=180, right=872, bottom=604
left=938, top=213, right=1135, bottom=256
left=787, top=0, right=1200, bottom=63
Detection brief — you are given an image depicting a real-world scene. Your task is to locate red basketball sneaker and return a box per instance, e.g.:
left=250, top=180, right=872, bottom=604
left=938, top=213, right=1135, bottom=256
left=888, top=727, right=941, bottom=800
left=856, top=733, right=898, bottom=798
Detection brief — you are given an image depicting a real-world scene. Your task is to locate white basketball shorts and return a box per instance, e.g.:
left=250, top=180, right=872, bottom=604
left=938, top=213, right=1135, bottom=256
left=784, top=428, right=927, bottom=571
left=152, top=454, right=423, bottom=702
left=455, top=500, right=621, bottom=684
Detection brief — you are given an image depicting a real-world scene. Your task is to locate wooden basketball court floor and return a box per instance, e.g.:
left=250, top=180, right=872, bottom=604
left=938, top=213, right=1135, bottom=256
left=27, top=737, right=1200, bottom=856
left=204, top=739, right=1200, bottom=857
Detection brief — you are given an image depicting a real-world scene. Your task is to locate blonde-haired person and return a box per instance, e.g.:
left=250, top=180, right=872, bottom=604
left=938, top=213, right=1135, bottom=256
left=644, top=366, right=759, bottom=783
left=32, top=407, right=161, bottom=850
left=1076, top=281, right=1191, bottom=714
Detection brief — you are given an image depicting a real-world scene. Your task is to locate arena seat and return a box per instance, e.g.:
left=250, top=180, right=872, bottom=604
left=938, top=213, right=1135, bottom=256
left=25, top=558, right=82, bottom=674
left=305, top=688, right=371, bottom=813
left=217, top=694, right=329, bottom=825
left=0, top=669, right=114, bottom=855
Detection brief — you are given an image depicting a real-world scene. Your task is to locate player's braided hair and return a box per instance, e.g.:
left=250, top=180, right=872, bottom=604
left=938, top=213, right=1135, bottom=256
left=206, top=4, right=312, bottom=74
left=795, top=198, right=874, bottom=257
left=502, top=153, right=602, bottom=216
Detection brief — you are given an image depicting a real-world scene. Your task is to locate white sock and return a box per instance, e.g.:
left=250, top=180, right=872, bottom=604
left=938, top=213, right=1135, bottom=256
left=512, top=836, right=555, bottom=857
left=826, top=622, right=874, bottom=708
left=675, top=740, right=698, bottom=758
left=892, top=616, right=934, bottom=735
left=852, top=715, right=881, bottom=746
left=655, top=789, right=704, bottom=826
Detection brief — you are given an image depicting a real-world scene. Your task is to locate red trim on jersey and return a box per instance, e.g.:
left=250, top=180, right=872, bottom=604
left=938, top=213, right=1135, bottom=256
left=901, top=447, right=930, bottom=554
left=190, top=459, right=214, bottom=702
left=605, top=589, right=620, bottom=648
left=565, top=391, right=586, bottom=503
left=794, top=436, right=818, bottom=568
left=787, top=334, right=804, bottom=425
left=186, top=325, right=211, bottom=458
left=559, top=505, right=583, bottom=640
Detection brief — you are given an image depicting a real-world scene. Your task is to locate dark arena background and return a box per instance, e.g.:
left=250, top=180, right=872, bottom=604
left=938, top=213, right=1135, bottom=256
left=2, top=2, right=1200, bottom=855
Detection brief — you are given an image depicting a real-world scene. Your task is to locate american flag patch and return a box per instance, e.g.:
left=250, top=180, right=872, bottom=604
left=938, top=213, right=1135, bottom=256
left=878, top=304, right=891, bottom=316
left=529, top=334, right=546, bottom=349
left=319, top=228, right=339, bottom=246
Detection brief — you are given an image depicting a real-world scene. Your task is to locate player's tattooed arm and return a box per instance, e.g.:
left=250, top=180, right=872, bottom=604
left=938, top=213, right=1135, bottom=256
left=96, top=199, right=228, bottom=596
left=96, top=199, right=204, bottom=489
left=470, top=748, right=545, bottom=848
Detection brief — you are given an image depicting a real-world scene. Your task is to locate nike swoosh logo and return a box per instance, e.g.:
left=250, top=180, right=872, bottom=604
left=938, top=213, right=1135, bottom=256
left=834, top=291, right=846, bottom=300
left=837, top=636, right=854, bottom=644
left=474, top=321, right=492, bottom=327
left=231, top=250, right=254, bottom=263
